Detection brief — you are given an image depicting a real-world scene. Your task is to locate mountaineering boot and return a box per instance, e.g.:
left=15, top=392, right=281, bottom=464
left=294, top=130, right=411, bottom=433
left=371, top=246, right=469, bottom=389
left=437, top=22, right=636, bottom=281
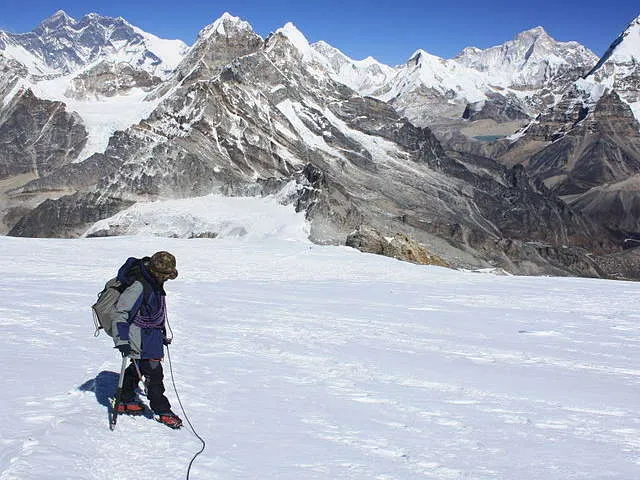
left=155, top=411, right=183, bottom=429
left=115, top=400, right=145, bottom=415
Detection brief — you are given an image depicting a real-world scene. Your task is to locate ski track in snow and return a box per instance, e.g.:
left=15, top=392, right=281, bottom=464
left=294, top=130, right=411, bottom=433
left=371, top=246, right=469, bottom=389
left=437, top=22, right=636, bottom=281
left=1, top=236, right=640, bottom=479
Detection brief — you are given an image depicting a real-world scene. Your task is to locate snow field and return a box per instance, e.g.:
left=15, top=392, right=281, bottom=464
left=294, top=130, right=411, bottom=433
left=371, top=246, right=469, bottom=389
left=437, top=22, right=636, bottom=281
left=1, top=230, right=639, bottom=479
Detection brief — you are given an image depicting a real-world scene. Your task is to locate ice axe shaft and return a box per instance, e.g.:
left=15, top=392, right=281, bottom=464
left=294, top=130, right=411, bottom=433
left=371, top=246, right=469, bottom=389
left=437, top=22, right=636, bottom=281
left=110, top=355, right=129, bottom=430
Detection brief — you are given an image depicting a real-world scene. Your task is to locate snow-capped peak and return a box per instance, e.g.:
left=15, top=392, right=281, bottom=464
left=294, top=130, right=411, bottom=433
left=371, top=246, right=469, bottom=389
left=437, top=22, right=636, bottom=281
left=36, top=10, right=76, bottom=32
left=515, top=26, right=551, bottom=42
left=408, top=49, right=445, bottom=67
left=387, top=48, right=488, bottom=104
left=578, top=15, right=640, bottom=122
left=590, top=15, right=640, bottom=71
left=50, top=9, right=73, bottom=20
left=311, top=40, right=346, bottom=61
left=275, top=22, right=313, bottom=60
left=198, top=12, right=253, bottom=40
left=359, top=56, right=384, bottom=67
left=458, top=46, right=482, bottom=57
left=310, top=39, right=395, bottom=95
left=453, top=26, right=597, bottom=90
left=0, top=12, right=189, bottom=78
left=129, top=25, right=189, bottom=72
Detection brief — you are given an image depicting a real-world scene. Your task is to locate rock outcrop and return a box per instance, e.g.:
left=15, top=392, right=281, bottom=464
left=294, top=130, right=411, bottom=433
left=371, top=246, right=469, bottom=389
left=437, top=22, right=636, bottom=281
left=525, top=91, right=640, bottom=195
left=346, top=225, right=449, bottom=266
left=0, top=88, right=87, bottom=178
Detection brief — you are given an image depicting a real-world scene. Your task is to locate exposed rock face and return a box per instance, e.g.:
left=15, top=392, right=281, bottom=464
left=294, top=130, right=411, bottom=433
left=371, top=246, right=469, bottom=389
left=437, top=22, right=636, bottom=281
left=567, top=175, right=640, bottom=233
left=3, top=13, right=635, bottom=279
left=8, top=192, right=133, bottom=238
left=0, top=88, right=87, bottom=178
left=172, top=14, right=263, bottom=87
left=493, top=238, right=605, bottom=278
left=512, top=86, right=589, bottom=143
left=346, top=225, right=449, bottom=266
left=66, top=62, right=162, bottom=99
left=495, top=17, right=640, bottom=242
left=584, top=16, right=640, bottom=108
left=525, top=91, right=640, bottom=196
left=590, top=246, right=640, bottom=281
left=0, top=11, right=187, bottom=78
left=463, top=93, right=530, bottom=123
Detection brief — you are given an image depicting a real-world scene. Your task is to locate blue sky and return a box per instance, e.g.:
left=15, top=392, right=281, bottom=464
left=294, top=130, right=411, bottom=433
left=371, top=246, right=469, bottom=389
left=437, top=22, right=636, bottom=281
left=0, top=1, right=637, bottom=65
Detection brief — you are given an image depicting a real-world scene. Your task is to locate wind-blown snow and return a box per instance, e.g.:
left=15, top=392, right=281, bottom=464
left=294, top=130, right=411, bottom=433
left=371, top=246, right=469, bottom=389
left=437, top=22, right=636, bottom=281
left=1, top=197, right=639, bottom=479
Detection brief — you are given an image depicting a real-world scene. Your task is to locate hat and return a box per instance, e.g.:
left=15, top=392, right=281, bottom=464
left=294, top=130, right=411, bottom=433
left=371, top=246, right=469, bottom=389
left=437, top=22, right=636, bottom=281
left=150, top=251, right=178, bottom=279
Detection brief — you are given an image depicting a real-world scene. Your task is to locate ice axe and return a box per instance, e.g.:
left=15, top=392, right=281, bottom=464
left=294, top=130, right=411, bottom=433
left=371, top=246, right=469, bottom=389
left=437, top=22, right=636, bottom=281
left=109, top=354, right=129, bottom=431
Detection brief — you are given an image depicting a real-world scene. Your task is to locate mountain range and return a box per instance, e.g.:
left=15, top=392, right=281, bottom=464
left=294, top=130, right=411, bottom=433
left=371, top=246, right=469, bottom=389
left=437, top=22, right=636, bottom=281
left=1, top=10, right=639, bottom=279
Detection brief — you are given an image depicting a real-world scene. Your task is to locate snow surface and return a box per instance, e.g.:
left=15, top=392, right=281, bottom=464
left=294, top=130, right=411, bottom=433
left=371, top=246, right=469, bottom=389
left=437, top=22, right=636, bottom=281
left=276, top=23, right=314, bottom=61
left=198, top=12, right=254, bottom=41
left=573, top=15, right=640, bottom=125
left=604, top=16, right=640, bottom=65
left=129, top=25, right=189, bottom=73
left=0, top=43, right=58, bottom=77
left=83, top=193, right=309, bottom=241
left=1, top=196, right=640, bottom=479
left=0, top=12, right=189, bottom=161
left=30, top=78, right=164, bottom=162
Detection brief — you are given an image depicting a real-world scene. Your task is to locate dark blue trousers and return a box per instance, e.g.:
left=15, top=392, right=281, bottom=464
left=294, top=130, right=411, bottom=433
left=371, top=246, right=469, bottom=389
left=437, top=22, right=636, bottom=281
left=121, top=359, right=171, bottom=414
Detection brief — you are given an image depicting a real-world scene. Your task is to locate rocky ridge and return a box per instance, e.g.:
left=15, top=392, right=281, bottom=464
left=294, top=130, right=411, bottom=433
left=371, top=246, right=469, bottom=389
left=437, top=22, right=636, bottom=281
left=500, top=16, right=640, bottom=240
left=315, top=26, right=598, bottom=127
left=0, top=10, right=187, bottom=79
left=2, top=12, right=639, bottom=278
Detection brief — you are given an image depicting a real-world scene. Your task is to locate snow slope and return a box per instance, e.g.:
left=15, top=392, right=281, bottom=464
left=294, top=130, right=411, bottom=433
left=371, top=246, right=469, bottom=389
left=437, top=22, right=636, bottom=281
left=1, top=196, right=639, bottom=479
left=0, top=11, right=188, bottom=79
left=574, top=15, right=640, bottom=123
left=29, top=78, right=165, bottom=162
left=0, top=11, right=189, bottom=161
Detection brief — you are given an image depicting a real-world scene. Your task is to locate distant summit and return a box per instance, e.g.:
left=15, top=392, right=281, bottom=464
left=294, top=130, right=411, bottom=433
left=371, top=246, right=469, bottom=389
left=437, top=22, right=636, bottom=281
left=2, top=10, right=640, bottom=281
left=0, top=10, right=188, bottom=78
left=587, top=15, right=640, bottom=76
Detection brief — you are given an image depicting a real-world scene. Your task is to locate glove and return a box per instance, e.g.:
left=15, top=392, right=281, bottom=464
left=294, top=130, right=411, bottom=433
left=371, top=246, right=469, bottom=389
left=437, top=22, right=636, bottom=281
left=115, top=343, right=132, bottom=357
left=163, top=337, right=173, bottom=346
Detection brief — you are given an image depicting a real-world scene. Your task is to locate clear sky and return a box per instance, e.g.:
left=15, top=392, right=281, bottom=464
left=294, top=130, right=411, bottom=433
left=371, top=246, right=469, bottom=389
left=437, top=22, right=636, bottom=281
left=0, top=0, right=637, bottom=65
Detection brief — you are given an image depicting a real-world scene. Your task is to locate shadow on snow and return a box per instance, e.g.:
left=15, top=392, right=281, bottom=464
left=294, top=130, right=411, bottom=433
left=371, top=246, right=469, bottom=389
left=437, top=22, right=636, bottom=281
left=78, top=370, right=153, bottom=420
